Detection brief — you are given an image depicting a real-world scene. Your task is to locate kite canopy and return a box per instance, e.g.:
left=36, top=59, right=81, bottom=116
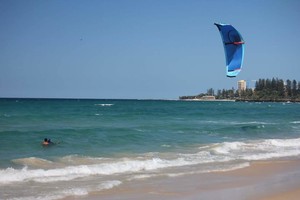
left=214, top=23, right=245, bottom=78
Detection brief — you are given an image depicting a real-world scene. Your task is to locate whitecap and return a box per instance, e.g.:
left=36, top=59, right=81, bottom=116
left=94, top=104, right=114, bottom=107
left=97, top=180, right=122, bottom=190
left=210, top=138, right=300, bottom=161
left=290, top=121, right=300, bottom=124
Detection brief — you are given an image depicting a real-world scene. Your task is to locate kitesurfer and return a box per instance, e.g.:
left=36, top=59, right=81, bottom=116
left=42, top=138, right=54, bottom=146
left=42, top=138, right=49, bottom=145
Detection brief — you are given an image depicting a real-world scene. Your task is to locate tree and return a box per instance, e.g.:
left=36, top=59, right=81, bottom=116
left=216, top=90, right=222, bottom=99
left=266, top=79, right=272, bottom=90
left=207, top=88, right=214, bottom=96
left=286, top=79, right=292, bottom=98
left=298, top=81, right=300, bottom=96
left=292, top=80, right=297, bottom=97
left=271, top=78, right=277, bottom=91
left=278, top=79, right=285, bottom=98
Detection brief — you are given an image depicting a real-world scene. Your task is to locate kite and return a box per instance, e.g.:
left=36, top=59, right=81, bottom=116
left=214, top=23, right=245, bottom=78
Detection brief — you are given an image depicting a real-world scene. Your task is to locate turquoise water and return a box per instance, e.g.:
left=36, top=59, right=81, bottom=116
left=1, top=99, right=300, bottom=199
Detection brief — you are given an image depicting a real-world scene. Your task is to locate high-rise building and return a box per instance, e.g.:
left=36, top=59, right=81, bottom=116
left=238, top=80, right=247, bottom=92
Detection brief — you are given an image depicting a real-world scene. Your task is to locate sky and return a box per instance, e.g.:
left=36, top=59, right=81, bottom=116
left=1, top=0, right=300, bottom=99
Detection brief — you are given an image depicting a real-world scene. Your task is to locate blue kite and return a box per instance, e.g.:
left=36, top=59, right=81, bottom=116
left=214, top=23, right=245, bottom=78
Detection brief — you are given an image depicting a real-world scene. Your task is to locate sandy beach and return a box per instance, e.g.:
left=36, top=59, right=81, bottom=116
left=71, top=159, right=300, bottom=200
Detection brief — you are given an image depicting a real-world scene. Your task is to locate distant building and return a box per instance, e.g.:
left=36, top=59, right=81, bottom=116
left=201, top=95, right=216, bottom=100
left=238, top=80, right=247, bottom=93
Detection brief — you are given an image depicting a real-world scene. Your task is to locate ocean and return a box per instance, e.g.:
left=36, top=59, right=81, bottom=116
left=1, top=99, right=300, bottom=200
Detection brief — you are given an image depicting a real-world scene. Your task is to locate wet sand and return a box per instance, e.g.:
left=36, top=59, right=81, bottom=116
left=66, top=159, right=300, bottom=200
left=261, top=188, right=300, bottom=200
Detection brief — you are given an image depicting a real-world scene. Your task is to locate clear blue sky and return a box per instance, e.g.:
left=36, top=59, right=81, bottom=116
left=1, top=0, right=300, bottom=99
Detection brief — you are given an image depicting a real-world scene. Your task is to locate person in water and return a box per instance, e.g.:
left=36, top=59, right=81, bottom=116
left=42, top=138, right=49, bottom=145
left=42, top=138, right=54, bottom=146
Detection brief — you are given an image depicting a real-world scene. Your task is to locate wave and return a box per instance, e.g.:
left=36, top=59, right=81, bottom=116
left=7, top=180, right=122, bottom=200
left=0, top=157, right=199, bottom=184
left=211, top=138, right=300, bottom=160
left=2, top=138, right=300, bottom=186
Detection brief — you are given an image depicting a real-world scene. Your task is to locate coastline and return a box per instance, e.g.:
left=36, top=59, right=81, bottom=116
left=180, top=98, right=300, bottom=103
left=71, top=159, right=300, bottom=200
left=180, top=98, right=235, bottom=102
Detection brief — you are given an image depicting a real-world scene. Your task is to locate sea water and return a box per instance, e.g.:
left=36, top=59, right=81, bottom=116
left=0, top=99, right=300, bottom=199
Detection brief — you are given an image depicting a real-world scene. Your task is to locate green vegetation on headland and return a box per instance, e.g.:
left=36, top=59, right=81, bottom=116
left=180, top=78, right=300, bottom=102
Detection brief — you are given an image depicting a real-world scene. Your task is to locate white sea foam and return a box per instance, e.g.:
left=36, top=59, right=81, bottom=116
left=95, top=104, right=114, bottom=107
left=0, top=157, right=190, bottom=184
left=7, top=180, right=122, bottom=200
left=212, top=141, right=247, bottom=154
left=166, top=162, right=250, bottom=177
left=211, top=138, right=300, bottom=161
left=290, top=121, right=300, bottom=124
left=230, top=121, right=273, bottom=125
left=129, top=174, right=156, bottom=180
left=204, top=120, right=275, bottom=125
left=97, top=180, right=122, bottom=190
left=62, top=188, right=89, bottom=196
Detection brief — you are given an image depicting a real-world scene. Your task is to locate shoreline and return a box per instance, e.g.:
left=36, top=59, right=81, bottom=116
left=70, top=159, right=300, bottom=200
left=180, top=98, right=300, bottom=103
